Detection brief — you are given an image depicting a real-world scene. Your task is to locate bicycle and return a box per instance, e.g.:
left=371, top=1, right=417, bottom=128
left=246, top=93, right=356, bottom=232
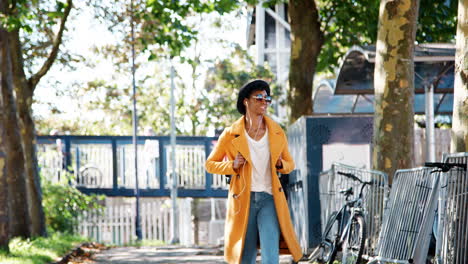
left=78, top=165, right=103, bottom=187
left=310, top=171, right=372, bottom=264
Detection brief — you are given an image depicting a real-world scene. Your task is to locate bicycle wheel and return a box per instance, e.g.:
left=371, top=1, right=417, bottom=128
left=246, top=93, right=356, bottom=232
left=317, top=211, right=341, bottom=264
left=341, top=213, right=366, bottom=264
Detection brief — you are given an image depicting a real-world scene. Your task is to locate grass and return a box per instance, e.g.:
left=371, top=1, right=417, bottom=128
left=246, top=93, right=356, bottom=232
left=0, top=233, right=89, bottom=264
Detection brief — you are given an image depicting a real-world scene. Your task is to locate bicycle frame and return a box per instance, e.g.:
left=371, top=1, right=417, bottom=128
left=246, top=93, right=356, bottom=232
left=309, top=172, right=374, bottom=263
left=321, top=188, right=366, bottom=253
left=340, top=204, right=365, bottom=246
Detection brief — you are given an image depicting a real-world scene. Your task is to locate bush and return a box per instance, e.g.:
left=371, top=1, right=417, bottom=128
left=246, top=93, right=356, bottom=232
left=42, top=172, right=104, bottom=234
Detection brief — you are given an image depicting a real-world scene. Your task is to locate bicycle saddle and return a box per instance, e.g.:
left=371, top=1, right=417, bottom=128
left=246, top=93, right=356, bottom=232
left=339, top=187, right=354, bottom=197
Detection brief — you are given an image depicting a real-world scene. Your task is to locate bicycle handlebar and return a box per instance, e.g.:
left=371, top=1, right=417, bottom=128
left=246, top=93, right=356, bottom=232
left=337, top=171, right=374, bottom=202
left=338, top=171, right=362, bottom=183
left=424, top=162, right=467, bottom=172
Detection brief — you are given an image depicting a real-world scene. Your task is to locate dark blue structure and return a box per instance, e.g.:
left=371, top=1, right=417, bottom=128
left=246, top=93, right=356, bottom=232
left=286, top=115, right=373, bottom=250
left=37, top=135, right=228, bottom=198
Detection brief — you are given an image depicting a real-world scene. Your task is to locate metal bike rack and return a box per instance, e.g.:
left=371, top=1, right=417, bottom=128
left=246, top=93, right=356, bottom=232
left=435, top=152, right=468, bottom=264
left=368, top=167, right=441, bottom=264
left=319, top=163, right=389, bottom=258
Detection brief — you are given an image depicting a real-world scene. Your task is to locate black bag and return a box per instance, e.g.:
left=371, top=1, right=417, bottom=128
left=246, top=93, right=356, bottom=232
left=279, top=173, right=289, bottom=200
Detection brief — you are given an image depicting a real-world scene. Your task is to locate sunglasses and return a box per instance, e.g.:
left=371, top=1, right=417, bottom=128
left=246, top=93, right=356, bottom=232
left=251, top=94, right=272, bottom=104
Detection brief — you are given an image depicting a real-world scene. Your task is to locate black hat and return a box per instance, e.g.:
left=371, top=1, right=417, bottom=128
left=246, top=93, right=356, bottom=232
left=236, top=80, right=271, bottom=115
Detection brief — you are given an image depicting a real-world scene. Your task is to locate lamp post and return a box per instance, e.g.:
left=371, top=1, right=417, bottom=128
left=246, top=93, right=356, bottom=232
left=171, top=63, right=179, bottom=244
left=130, top=0, right=142, bottom=241
left=170, top=63, right=179, bottom=244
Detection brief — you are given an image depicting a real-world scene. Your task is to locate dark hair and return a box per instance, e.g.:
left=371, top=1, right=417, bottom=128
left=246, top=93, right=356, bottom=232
left=236, top=80, right=271, bottom=115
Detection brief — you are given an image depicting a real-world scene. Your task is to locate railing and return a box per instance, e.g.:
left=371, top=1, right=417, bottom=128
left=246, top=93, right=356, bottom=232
left=366, top=153, right=468, bottom=264
left=319, top=163, right=389, bottom=258
left=437, top=152, right=468, bottom=264
left=77, top=197, right=193, bottom=245
left=37, top=135, right=228, bottom=197
left=370, top=167, right=440, bottom=263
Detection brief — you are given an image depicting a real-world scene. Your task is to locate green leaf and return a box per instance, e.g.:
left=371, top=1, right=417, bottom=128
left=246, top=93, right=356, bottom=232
left=148, top=53, right=157, bottom=61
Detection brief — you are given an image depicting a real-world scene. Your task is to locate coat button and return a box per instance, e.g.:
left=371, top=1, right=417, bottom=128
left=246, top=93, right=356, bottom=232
left=279, top=187, right=283, bottom=192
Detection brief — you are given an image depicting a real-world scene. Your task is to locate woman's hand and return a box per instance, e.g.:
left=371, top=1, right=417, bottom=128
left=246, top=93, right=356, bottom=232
left=233, top=153, right=246, bottom=170
left=275, top=154, right=283, bottom=169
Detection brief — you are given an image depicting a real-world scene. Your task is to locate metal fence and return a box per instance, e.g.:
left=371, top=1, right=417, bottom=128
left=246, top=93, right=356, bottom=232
left=37, top=135, right=228, bottom=197
left=363, top=153, right=468, bottom=264
left=73, top=142, right=114, bottom=188
left=115, top=142, right=159, bottom=189
left=369, top=167, right=441, bottom=264
left=436, top=152, right=468, bottom=264
left=166, top=145, right=206, bottom=189
left=319, top=163, right=389, bottom=258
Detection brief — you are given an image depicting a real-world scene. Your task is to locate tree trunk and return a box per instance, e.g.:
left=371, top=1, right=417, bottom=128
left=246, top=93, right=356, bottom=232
left=451, top=0, right=468, bottom=152
left=0, top=9, right=11, bottom=249
left=372, top=0, right=419, bottom=183
left=0, top=29, right=30, bottom=239
left=287, top=0, right=323, bottom=123
left=0, top=130, right=8, bottom=251
left=448, top=9, right=467, bottom=252
left=9, top=30, right=47, bottom=237
left=6, top=0, right=72, bottom=237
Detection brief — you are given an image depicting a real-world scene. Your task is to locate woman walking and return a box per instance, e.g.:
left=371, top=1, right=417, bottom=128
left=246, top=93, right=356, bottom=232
left=205, top=80, right=302, bottom=263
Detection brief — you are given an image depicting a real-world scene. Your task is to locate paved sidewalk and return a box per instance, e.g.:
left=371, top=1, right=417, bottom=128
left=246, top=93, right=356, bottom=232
left=90, top=245, right=298, bottom=264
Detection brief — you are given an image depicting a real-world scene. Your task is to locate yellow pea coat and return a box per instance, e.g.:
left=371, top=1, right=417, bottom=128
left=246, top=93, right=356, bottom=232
left=205, top=115, right=302, bottom=263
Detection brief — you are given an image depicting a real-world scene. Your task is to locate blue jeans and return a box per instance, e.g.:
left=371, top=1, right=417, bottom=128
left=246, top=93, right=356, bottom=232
left=241, top=192, right=280, bottom=264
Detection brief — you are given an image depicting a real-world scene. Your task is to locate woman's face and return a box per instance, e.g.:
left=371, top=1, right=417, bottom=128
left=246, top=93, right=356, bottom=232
left=245, top=90, right=271, bottom=116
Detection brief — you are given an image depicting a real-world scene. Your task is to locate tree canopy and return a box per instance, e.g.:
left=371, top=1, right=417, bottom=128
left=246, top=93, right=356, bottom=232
left=316, top=0, right=456, bottom=73
left=30, top=0, right=459, bottom=133
left=33, top=2, right=260, bottom=136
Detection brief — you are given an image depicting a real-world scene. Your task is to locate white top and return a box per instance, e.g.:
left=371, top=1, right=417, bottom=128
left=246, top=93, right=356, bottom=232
left=245, top=127, right=272, bottom=194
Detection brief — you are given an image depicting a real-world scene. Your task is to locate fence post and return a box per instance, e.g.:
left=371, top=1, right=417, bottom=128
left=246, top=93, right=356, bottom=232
left=112, top=138, right=117, bottom=191
left=205, top=138, right=213, bottom=195
left=63, top=136, right=72, bottom=173
left=75, top=143, right=80, bottom=185
left=159, top=138, right=167, bottom=193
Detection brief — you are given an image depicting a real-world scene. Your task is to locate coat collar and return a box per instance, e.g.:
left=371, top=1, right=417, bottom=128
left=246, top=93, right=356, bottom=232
left=230, top=115, right=282, bottom=135
left=230, top=115, right=284, bottom=166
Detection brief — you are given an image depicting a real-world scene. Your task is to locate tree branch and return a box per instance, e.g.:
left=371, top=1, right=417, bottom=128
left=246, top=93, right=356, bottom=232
left=28, top=0, right=73, bottom=91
